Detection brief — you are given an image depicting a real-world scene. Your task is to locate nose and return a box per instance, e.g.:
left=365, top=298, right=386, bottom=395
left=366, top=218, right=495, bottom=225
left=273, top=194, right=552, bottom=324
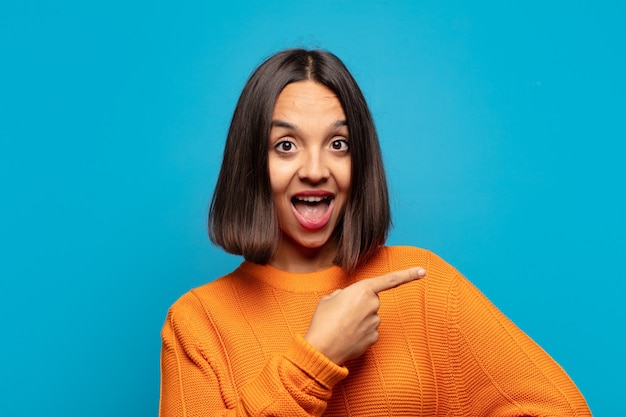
left=298, top=149, right=329, bottom=184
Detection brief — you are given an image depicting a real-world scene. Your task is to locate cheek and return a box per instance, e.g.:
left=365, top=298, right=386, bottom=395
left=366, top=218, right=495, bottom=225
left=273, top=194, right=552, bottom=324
left=338, top=161, right=352, bottom=191
left=269, top=157, right=301, bottom=192
left=268, top=159, right=287, bottom=193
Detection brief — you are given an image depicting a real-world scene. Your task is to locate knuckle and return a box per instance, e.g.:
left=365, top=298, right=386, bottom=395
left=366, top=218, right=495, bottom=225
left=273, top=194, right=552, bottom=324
left=353, top=284, right=370, bottom=299
left=387, top=273, right=400, bottom=287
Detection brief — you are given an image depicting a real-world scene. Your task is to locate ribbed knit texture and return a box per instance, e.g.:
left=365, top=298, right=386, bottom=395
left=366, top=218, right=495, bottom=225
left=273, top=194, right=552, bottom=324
left=160, top=246, right=591, bottom=416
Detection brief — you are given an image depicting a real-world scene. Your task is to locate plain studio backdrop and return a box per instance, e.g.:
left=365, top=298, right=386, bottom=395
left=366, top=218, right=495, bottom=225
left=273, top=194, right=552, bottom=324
left=1, top=1, right=623, bottom=416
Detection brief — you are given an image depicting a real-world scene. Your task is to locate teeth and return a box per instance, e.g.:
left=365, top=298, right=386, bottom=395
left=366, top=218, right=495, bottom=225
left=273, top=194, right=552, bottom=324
left=294, top=196, right=329, bottom=203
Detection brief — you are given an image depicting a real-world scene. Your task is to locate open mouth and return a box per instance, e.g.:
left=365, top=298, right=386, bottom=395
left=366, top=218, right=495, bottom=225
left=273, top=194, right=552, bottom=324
left=291, top=195, right=332, bottom=221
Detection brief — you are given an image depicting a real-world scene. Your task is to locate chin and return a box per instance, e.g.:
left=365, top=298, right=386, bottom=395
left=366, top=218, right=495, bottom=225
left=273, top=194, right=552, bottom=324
left=302, top=232, right=340, bottom=251
left=297, top=238, right=331, bottom=250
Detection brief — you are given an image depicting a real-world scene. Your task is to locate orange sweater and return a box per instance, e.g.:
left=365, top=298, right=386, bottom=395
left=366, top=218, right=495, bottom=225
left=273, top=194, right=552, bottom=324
left=160, top=246, right=591, bottom=416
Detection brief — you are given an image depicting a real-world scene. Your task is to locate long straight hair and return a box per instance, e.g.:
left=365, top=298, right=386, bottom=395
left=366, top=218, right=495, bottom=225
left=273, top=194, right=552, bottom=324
left=209, top=49, right=390, bottom=272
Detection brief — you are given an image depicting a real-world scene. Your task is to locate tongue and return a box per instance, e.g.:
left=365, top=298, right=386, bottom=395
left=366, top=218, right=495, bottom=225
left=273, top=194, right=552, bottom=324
left=293, top=201, right=328, bottom=221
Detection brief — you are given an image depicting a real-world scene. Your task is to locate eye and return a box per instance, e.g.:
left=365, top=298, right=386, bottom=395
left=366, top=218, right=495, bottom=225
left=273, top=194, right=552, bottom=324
left=330, top=139, right=349, bottom=152
left=275, top=140, right=296, bottom=154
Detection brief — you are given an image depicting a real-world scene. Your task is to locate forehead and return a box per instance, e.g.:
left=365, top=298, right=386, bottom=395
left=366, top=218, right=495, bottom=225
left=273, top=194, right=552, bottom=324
left=272, top=81, right=345, bottom=120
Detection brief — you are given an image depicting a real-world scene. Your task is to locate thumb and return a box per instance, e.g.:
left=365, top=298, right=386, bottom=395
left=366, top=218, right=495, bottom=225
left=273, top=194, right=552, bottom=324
left=321, top=289, right=342, bottom=301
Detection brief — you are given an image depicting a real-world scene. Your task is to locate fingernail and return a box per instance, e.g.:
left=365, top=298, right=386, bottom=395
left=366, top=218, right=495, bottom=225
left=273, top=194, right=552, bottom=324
left=416, top=268, right=426, bottom=278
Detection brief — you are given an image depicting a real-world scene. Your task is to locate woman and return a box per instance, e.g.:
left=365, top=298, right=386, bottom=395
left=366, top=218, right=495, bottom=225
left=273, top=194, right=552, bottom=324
left=160, top=49, right=591, bottom=416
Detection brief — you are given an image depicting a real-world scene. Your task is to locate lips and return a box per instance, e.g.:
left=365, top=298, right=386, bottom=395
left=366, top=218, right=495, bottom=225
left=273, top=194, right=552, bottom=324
left=291, top=192, right=334, bottom=230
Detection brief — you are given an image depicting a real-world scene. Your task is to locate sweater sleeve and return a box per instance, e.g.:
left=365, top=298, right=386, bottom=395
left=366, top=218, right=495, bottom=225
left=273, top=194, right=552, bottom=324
left=446, top=271, right=591, bottom=416
left=159, top=297, right=348, bottom=417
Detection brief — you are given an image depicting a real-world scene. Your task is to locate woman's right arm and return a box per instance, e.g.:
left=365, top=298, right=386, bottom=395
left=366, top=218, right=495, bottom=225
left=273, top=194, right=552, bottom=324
left=159, top=304, right=348, bottom=417
left=160, top=267, right=423, bottom=416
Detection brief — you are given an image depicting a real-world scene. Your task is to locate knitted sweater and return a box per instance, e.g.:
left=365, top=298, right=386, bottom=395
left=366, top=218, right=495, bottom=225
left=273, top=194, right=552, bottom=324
left=159, top=246, right=591, bottom=416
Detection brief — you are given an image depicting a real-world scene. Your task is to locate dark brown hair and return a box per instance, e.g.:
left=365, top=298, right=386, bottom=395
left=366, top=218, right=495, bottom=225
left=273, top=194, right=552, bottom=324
left=208, top=49, right=390, bottom=272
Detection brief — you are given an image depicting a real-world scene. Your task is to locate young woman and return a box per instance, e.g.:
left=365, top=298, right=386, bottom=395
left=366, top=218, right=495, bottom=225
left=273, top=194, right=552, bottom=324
left=159, top=49, right=591, bottom=416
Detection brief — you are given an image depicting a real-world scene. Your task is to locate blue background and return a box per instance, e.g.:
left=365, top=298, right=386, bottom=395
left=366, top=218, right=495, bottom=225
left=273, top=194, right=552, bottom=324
left=1, top=1, right=623, bottom=415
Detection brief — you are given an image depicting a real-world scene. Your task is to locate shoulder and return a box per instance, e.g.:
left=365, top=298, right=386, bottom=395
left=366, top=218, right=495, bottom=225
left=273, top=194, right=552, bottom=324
left=370, top=246, right=460, bottom=276
left=167, top=269, right=243, bottom=319
left=164, top=266, right=255, bottom=340
left=161, top=268, right=251, bottom=358
left=363, top=246, right=470, bottom=297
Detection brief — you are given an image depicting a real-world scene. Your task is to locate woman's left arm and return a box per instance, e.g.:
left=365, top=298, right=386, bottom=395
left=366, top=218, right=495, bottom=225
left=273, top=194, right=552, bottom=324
left=447, top=272, right=592, bottom=416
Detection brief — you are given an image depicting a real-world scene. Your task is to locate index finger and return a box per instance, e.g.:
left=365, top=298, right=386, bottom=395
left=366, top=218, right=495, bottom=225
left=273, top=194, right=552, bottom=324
left=363, top=267, right=426, bottom=294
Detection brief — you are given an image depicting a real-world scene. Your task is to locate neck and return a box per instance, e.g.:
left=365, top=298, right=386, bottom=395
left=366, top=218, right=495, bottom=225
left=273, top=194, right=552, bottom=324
left=269, top=236, right=339, bottom=273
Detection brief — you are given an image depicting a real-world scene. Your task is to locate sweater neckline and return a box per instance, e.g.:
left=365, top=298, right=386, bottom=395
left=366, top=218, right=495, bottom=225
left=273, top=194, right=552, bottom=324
left=236, top=261, right=351, bottom=293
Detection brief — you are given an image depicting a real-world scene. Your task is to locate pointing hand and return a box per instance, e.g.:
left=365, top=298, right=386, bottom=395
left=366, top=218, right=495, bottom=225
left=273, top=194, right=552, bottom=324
left=304, top=267, right=426, bottom=364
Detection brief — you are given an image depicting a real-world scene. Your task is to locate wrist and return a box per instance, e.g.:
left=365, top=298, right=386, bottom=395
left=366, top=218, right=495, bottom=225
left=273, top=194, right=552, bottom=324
left=287, top=334, right=349, bottom=388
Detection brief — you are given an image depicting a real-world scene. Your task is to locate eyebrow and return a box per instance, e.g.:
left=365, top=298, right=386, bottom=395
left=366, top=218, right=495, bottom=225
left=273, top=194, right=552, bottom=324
left=270, top=119, right=348, bottom=130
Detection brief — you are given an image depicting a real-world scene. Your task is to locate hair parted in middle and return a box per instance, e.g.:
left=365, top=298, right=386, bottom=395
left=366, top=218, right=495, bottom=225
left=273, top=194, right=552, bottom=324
left=209, top=49, right=391, bottom=272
